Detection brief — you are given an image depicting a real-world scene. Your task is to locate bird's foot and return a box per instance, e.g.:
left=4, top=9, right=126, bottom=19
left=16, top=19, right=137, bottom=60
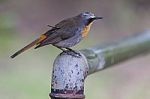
left=64, top=48, right=81, bottom=58
left=55, top=46, right=81, bottom=58
left=64, top=50, right=81, bottom=58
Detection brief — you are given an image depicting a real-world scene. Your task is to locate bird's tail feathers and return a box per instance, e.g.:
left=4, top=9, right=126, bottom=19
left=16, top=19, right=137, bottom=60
left=10, top=34, right=46, bottom=58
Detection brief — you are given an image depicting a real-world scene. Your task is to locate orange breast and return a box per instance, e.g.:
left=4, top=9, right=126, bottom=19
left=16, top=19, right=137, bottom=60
left=81, top=22, right=93, bottom=38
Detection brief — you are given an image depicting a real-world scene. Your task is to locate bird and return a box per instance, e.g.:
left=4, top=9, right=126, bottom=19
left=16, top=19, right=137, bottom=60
left=10, top=12, right=103, bottom=58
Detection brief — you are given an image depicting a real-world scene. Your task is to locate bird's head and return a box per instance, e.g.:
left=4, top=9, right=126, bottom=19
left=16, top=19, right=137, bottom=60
left=78, top=12, right=103, bottom=25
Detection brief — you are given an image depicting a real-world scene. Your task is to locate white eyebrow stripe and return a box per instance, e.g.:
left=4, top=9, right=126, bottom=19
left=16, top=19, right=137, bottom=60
left=83, top=13, right=95, bottom=18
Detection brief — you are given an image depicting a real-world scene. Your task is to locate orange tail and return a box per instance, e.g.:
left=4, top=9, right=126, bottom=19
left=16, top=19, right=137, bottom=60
left=10, top=34, right=46, bottom=58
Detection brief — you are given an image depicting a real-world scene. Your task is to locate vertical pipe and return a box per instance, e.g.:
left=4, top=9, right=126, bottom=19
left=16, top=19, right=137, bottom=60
left=50, top=51, right=89, bottom=99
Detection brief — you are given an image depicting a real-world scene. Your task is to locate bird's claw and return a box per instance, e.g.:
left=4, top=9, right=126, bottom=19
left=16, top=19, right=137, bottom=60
left=61, top=50, right=81, bottom=58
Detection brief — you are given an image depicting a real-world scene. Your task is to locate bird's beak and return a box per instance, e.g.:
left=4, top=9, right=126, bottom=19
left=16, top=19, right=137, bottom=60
left=93, top=16, right=103, bottom=20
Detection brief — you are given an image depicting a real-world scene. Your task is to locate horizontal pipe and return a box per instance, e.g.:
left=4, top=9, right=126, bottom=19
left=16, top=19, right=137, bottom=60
left=81, top=31, right=150, bottom=74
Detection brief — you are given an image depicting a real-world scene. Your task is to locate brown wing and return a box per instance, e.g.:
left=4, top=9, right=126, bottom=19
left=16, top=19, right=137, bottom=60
left=35, top=18, right=80, bottom=49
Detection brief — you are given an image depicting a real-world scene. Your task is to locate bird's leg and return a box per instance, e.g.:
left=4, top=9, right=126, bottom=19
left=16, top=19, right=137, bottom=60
left=53, top=45, right=81, bottom=57
left=54, top=46, right=66, bottom=52
left=65, top=47, right=75, bottom=52
left=66, top=47, right=81, bottom=57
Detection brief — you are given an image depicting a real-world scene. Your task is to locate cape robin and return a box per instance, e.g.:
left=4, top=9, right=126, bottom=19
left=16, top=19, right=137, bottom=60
left=11, top=12, right=102, bottom=58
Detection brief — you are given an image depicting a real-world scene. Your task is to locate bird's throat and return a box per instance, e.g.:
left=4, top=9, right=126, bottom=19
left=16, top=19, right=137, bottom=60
left=81, top=22, right=93, bottom=38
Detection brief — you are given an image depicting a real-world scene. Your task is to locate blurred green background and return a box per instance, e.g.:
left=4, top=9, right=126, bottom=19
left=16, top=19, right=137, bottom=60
left=0, top=0, right=150, bottom=99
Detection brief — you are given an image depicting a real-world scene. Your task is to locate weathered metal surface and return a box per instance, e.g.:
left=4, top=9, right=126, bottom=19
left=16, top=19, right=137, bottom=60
left=80, top=49, right=105, bottom=75
left=50, top=31, right=150, bottom=98
left=50, top=51, right=88, bottom=99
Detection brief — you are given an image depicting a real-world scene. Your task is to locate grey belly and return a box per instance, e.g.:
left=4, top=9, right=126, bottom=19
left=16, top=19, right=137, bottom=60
left=53, top=34, right=82, bottom=48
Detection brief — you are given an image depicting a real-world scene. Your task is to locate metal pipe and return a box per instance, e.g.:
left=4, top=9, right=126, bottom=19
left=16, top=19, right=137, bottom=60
left=50, top=31, right=150, bottom=98
left=50, top=51, right=88, bottom=99
left=81, top=31, right=150, bottom=74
